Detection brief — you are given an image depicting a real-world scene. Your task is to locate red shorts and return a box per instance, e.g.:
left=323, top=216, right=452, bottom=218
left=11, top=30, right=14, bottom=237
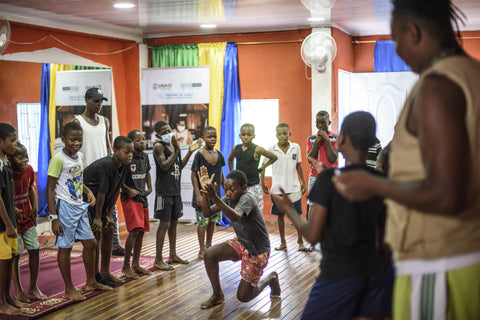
left=226, top=238, right=269, bottom=285
left=121, top=198, right=150, bottom=232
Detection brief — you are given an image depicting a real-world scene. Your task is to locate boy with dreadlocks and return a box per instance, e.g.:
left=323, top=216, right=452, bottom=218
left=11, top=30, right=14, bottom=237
left=334, top=1, right=480, bottom=318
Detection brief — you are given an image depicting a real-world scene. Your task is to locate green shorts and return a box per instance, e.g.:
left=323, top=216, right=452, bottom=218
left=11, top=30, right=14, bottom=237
left=17, top=226, right=40, bottom=255
left=196, top=211, right=222, bottom=227
left=394, top=262, right=480, bottom=320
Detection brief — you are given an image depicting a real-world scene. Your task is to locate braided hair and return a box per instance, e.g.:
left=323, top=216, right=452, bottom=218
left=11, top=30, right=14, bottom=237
left=392, top=0, right=466, bottom=53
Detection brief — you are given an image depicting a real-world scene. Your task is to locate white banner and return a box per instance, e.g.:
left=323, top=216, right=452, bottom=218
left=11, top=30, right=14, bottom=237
left=55, top=70, right=112, bottom=106
left=141, top=66, right=210, bottom=105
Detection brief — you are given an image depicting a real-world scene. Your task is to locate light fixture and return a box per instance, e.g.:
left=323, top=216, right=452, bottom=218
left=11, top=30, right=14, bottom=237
left=308, top=17, right=326, bottom=22
left=200, top=24, right=217, bottom=29
left=113, top=2, right=135, bottom=9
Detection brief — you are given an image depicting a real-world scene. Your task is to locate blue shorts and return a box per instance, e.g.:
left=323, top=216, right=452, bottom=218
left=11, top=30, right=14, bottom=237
left=271, top=196, right=302, bottom=216
left=17, top=226, right=40, bottom=254
left=302, top=272, right=385, bottom=320
left=56, top=199, right=95, bottom=248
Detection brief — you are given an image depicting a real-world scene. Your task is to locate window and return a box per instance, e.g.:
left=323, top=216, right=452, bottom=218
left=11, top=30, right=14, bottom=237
left=17, top=103, right=41, bottom=171
left=240, top=99, right=279, bottom=176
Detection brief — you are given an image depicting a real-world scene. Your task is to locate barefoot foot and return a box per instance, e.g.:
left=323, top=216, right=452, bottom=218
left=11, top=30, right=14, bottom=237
left=154, top=260, right=174, bottom=271
left=7, top=296, right=28, bottom=308
left=122, top=265, right=139, bottom=279
left=0, top=303, right=21, bottom=315
left=274, top=244, right=287, bottom=251
left=168, top=255, right=189, bottom=265
left=28, top=287, right=47, bottom=300
left=14, top=291, right=30, bottom=303
left=198, top=250, right=205, bottom=260
left=65, top=289, right=86, bottom=301
left=132, top=265, right=152, bottom=275
left=85, top=282, right=113, bottom=292
left=270, top=272, right=281, bottom=298
left=298, top=243, right=309, bottom=252
left=101, top=272, right=125, bottom=283
left=200, top=294, right=225, bottom=309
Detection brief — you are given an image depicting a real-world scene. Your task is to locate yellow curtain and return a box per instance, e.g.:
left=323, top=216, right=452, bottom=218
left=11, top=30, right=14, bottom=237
left=49, top=64, right=74, bottom=155
left=198, top=42, right=227, bottom=149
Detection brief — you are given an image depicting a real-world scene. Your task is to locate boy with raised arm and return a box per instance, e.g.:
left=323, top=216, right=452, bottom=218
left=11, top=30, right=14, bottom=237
left=153, top=121, right=202, bottom=271
left=9, top=143, right=46, bottom=303
left=199, top=169, right=280, bottom=309
left=83, top=135, right=134, bottom=286
left=120, top=130, right=153, bottom=279
left=273, top=112, right=386, bottom=319
left=228, top=123, right=277, bottom=212
left=261, top=123, right=307, bottom=251
left=191, top=126, right=225, bottom=260
left=46, top=122, right=112, bottom=301
left=0, top=123, right=20, bottom=315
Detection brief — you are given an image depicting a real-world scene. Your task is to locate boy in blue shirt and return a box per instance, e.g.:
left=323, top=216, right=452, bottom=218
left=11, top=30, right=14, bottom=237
left=273, top=112, right=386, bottom=319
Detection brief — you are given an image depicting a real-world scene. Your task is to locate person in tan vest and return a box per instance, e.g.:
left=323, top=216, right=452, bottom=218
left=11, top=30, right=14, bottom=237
left=333, top=1, right=480, bottom=319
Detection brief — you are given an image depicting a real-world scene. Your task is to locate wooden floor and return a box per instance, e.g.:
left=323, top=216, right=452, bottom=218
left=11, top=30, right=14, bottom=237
left=39, top=222, right=320, bottom=320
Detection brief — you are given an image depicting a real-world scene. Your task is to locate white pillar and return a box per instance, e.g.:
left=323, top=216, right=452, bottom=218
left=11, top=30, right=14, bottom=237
left=310, top=27, right=333, bottom=134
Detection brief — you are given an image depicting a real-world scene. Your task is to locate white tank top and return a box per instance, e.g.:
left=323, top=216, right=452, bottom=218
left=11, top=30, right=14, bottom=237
left=75, top=114, right=108, bottom=167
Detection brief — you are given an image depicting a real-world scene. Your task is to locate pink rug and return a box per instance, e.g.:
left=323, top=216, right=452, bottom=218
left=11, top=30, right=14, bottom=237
left=4, top=248, right=155, bottom=319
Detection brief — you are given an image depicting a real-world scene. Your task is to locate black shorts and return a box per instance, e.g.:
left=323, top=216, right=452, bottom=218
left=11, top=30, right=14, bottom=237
left=271, top=196, right=302, bottom=216
left=154, top=195, right=183, bottom=221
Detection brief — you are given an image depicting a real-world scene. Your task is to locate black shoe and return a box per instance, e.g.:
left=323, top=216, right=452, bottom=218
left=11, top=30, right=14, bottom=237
left=112, top=246, right=125, bottom=256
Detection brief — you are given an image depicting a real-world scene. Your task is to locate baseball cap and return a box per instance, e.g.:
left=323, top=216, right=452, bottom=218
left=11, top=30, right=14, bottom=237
left=85, top=87, right=108, bottom=101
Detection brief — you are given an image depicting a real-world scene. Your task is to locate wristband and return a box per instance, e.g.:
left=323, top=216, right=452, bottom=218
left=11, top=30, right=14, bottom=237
left=48, top=214, right=59, bottom=222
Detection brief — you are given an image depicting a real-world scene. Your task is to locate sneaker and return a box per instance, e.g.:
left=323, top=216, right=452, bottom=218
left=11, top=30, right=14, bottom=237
left=112, top=246, right=125, bottom=256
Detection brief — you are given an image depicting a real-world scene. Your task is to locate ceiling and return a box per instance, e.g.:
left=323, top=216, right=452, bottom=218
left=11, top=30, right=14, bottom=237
left=1, top=0, right=480, bottom=42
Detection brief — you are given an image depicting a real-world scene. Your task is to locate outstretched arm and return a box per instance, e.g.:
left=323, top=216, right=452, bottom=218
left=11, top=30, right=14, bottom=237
left=181, top=138, right=203, bottom=169
left=271, top=190, right=326, bottom=244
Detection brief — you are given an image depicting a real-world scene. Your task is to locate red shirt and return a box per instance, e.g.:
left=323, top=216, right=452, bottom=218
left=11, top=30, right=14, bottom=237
left=13, top=165, right=36, bottom=233
left=306, top=132, right=338, bottom=177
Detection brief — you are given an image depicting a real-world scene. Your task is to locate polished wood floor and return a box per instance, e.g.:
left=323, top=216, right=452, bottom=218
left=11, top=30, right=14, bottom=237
left=39, top=222, right=320, bottom=320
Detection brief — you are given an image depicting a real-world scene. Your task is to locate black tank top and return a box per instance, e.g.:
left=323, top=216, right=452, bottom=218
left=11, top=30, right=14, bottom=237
left=234, top=143, right=260, bottom=186
left=154, top=142, right=182, bottom=196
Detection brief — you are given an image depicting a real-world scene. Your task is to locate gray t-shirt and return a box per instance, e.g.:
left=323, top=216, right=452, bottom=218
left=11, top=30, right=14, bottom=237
left=223, top=192, right=270, bottom=256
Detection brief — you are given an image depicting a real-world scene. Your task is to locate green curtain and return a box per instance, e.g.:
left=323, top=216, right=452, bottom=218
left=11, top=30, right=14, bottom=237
left=151, top=44, right=199, bottom=67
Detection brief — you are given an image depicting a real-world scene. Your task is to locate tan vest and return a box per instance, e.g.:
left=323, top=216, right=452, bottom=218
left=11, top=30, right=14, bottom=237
left=386, top=55, right=480, bottom=261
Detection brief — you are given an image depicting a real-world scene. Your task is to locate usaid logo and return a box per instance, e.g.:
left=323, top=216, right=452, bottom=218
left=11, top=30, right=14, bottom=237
left=152, top=83, right=172, bottom=90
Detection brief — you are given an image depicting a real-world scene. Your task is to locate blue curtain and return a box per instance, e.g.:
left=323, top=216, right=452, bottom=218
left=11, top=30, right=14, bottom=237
left=374, top=40, right=411, bottom=72
left=37, top=63, right=51, bottom=217
left=217, top=42, right=241, bottom=227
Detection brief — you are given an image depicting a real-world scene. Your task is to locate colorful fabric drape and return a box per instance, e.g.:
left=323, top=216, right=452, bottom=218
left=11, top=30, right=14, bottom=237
left=151, top=44, right=199, bottom=68
left=198, top=42, right=227, bottom=150
left=38, top=64, right=51, bottom=217
left=374, top=40, right=411, bottom=72
left=49, top=64, right=74, bottom=154
left=217, top=42, right=241, bottom=227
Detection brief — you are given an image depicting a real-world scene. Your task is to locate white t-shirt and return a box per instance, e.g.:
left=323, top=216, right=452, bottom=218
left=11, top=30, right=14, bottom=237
left=47, top=150, right=84, bottom=206
left=75, top=115, right=108, bottom=167
left=265, top=142, right=302, bottom=196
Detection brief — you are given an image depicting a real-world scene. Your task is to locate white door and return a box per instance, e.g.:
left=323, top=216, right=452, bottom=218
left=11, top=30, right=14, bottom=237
left=338, top=70, right=418, bottom=148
